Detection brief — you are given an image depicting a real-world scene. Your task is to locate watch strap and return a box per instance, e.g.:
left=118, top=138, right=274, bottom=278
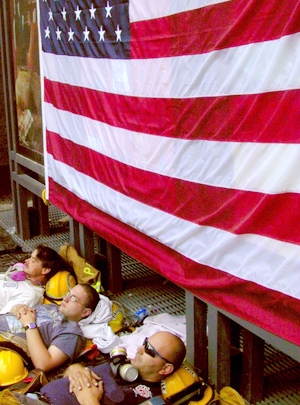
left=25, top=323, right=37, bottom=330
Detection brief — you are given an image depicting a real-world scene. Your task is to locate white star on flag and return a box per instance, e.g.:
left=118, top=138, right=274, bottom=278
left=89, top=4, right=96, bottom=19
left=105, top=1, right=112, bottom=18
left=61, top=7, right=67, bottom=21
left=75, top=5, right=82, bottom=20
left=98, top=26, right=105, bottom=42
left=68, top=27, right=75, bottom=41
left=56, top=26, right=62, bottom=40
left=44, top=26, right=50, bottom=38
left=115, top=25, right=122, bottom=41
left=83, top=27, right=90, bottom=41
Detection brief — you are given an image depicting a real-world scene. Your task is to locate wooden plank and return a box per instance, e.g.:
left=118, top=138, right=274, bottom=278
left=241, top=329, right=264, bottom=403
left=79, top=224, right=95, bottom=266
left=69, top=217, right=80, bottom=253
left=16, top=173, right=44, bottom=197
left=37, top=198, right=50, bottom=236
left=217, top=312, right=231, bottom=391
left=16, top=183, right=30, bottom=240
left=193, top=297, right=208, bottom=379
left=106, top=242, right=122, bottom=293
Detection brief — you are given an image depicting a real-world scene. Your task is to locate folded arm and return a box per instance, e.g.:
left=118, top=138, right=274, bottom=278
left=18, top=306, right=68, bottom=372
left=64, top=363, right=102, bottom=392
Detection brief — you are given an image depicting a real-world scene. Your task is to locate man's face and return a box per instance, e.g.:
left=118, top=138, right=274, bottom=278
left=130, top=334, right=167, bottom=379
left=24, top=249, right=44, bottom=278
left=59, top=285, right=89, bottom=322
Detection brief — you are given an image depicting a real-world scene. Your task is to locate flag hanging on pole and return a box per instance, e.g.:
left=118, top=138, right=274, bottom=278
left=38, top=0, right=300, bottom=345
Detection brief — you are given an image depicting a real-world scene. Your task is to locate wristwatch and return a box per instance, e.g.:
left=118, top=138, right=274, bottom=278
left=25, top=323, right=37, bottom=331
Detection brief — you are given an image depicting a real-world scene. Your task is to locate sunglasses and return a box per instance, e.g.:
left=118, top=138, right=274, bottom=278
left=65, top=292, right=85, bottom=306
left=143, top=337, right=173, bottom=364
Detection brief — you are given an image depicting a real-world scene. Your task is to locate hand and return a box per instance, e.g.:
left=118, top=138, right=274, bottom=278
left=73, top=379, right=104, bottom=405
left=66, top=365, right=101, bottom=392
left=11, top=304, right=23, bottom=318
left=18, top=307, right=36, bottom=326
left=11, top=305, right=35, bottom=320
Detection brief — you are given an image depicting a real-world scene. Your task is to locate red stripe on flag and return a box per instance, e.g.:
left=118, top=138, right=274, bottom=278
left=47, top=130, right=300, bottom=245
left=44, top=79, right=300, bottom=143
left=49, top=178, right=300, bottom=347
left=130, top=0, right=300, bottom=59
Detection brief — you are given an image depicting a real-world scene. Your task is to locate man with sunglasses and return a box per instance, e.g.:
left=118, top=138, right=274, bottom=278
left=41, top=331, right=186, bottom=405
left=0, top=283, right=100, bottom=373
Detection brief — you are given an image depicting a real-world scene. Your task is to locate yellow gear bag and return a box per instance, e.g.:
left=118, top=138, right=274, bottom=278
left=59, top=244, right=104, bottom=293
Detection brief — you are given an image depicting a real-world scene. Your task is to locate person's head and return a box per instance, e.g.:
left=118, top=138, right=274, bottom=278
left=59, top=284, right=100, bottom=322
left=130, top=332, right=186, bottom=382
left=24, top=244, right=74, bottom=285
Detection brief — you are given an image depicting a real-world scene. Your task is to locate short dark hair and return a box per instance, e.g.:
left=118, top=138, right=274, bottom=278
left=35, top=244, right=75, bottom=281
left=78, top=283, right=100, bottom=312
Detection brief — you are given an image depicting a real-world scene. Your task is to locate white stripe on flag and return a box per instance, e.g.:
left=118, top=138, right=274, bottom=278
left=48, top=155, right=300, bottom=300
left=129, top=0, right=231, bottom=22
left=42, top=32, right=300, bottom=98
left=45, top=104, right=300, bottom=194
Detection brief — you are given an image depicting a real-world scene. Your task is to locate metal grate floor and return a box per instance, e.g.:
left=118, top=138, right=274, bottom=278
left=121, top=252, right=163, bottom=281
left=0, top=207, right=300, bottom=404
left=0, top=206, right=70, bottom=253
left=111, top=278, right=185, bottom=319
left=260, top=345, right=300, bottom=405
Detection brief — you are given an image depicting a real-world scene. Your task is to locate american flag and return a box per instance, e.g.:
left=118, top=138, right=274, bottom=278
left=38, top=0, right=300, bottom=345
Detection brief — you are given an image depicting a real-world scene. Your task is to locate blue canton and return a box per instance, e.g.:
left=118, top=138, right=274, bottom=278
left=40, top=0, right=131, bottom=59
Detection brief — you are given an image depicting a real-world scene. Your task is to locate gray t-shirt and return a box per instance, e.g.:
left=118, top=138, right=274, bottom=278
left=0, top=304, right=85, bottom=361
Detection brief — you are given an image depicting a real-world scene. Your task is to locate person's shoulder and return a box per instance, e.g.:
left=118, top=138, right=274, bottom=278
left=59, top=318, right=85, bottom=337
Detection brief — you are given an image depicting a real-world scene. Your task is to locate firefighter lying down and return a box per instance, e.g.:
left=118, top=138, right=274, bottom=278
left=0, top=244, right=245, bottom=405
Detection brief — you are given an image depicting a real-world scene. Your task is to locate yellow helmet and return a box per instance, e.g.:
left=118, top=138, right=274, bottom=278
left=0, top=350, right=28, bottom=386
left=161, top=362, right=214, bottom=405
left=44, top=271, right=77, bottom=305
